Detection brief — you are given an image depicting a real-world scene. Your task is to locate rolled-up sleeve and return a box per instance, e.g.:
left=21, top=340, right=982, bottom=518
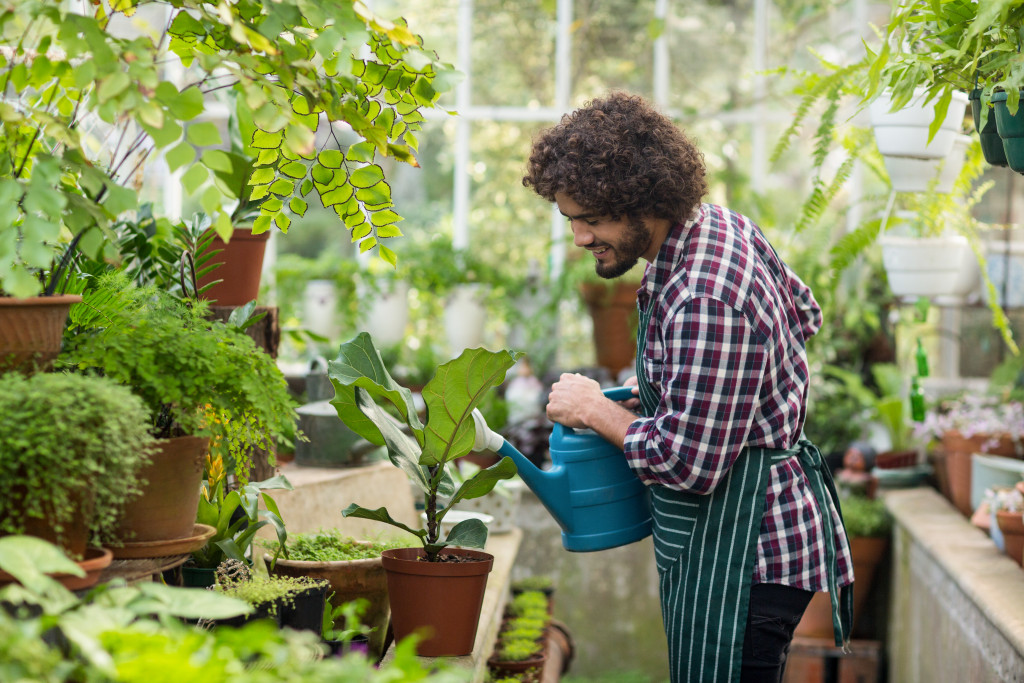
left=786, top=266, right=821, bottom=340
left=623, top=297, right=767, bottom=494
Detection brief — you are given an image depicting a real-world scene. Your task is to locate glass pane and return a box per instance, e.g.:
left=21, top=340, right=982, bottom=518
left=572, top=0, right=657, bottom=101
left=472, top=0, right=557, bottom=107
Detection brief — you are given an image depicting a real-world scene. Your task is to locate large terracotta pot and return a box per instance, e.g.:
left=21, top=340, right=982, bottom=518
left=0, top=294, right=81, bottom=374
left=795, top=535, right=889, bottom=639
left=113, top=436, right=208, bottom=544
left=381, top=546, right=493, bottom=656
left=12, top=486, right=95, bottom=559
left=579, top=281, right=639, bottom=379
left=197, top=228, right=270, bottom=306
left=996, top=511, right=1024, bottom=567
left=942, top=431, right=1020, bottom=517
left=267, top=551, right=391, bottom=657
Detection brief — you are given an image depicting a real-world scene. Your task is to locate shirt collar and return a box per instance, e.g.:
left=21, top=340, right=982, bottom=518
left=640, top=203, right=705, bottom=299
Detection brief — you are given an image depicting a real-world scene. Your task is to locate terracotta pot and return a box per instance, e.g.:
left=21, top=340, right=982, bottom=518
left=113, top=436, right=208, bottom=543
left=996, top=510, right=1024, bottom=567
left=268, top=551, right=391, bottom=657
left=12, top=487, right=95, bottom=560
left=795, top=535, right=888, bottom=638
left=487, top=650, right=548, bottom=683
left=0, top=294, right=81, bottom=374
left=0, top=547, right=113, bottom=592
left=874, top=449, right=918, bottom=470
left=197, top=228, right=270, bottom=306
left=942, top=431, right=1020, bottom=518
left=579, top=281, right=639, bottom=378
left=381, top=546, right=493, bottom=656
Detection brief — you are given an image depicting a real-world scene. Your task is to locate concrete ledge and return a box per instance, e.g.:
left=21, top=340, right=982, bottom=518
left=884, top=487, right=1024, bottom=682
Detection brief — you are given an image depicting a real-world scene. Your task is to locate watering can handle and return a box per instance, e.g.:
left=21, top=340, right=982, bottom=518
left=551, top=386, right=638, bottom=440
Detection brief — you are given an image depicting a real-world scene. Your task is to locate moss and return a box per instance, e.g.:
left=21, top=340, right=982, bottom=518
left=267, top=529, right=413, bottom=562
left=495, top=637, right=543, bottom=662
left=212, top=574, right=326, bottom=617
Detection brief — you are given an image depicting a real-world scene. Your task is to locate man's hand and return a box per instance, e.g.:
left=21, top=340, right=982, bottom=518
left=546, top=373, right=605, bottom=429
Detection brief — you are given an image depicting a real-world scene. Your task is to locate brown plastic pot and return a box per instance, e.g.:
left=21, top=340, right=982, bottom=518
left=197, top=228, right=270, bottom=306
left=113, top=436, right=208, bottom=543
left=381, top=546, right=493, bottom=656
left=579, top=281, right=640, bottom=379
left=0, top=295, right=81, bottom=374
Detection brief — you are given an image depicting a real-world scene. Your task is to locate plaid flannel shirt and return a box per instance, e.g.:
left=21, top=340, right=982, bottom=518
left=624, top=203, right=854, bottom=593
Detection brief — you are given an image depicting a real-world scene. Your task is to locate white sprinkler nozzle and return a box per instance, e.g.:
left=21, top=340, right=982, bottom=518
left=472, top=408, right=506, bottom=452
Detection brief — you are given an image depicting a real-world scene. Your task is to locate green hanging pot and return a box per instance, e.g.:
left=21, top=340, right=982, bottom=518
left=971, top=89, right=1008, bottom=167
left=992, top=90, right=1024, bottom=173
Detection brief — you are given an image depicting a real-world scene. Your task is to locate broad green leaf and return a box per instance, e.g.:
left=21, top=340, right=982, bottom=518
left=369, top=209, right=401, bottom=226
left=328, top=332, right=423, bottom=442
left=318, top=149, right=344, bottom=168
left=443, top=518, right=488, bottom=549
left=97, top=70, right=130, bottom=102
left=182, top=164, right=208, bottom=195
left=420, top=347, right=523, bottom=466
left=355, top=181, right=391, bottom=206
left=346, top=141, right=376, bottom=162
left=142, top=119, right=182, bottom=148
left=342, top=503, right=425, bottom=539
left=349, top=164, right=385, bottom=188
left=279, top=160, right=306, bottom=179
left=165, top=141, right=196, bottom=172
left=289, top=197, right=307, bottom=216
left=350, top=388, right=436, bottom=494
left=0, top=536, right=84, bottom=591
left=187, top=121, right=222, bottom=146
left=445, top=457, right=517, bottom=506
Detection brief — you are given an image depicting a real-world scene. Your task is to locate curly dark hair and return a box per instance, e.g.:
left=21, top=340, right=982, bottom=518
left=522, top=91, right=707, bottom=224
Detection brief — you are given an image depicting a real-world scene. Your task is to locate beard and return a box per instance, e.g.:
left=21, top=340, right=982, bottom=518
left=594, top=216, right=652, bottom=279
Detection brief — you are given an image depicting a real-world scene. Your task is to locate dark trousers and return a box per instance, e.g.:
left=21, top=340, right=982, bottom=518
left=739, top=582, right=814, bottom=683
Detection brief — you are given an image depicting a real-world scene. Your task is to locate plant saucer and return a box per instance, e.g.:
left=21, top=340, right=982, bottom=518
left=110, top=523, right=216, bottom=559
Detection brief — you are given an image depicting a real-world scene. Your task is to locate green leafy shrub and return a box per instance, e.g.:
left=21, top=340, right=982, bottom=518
left=841, top=495, right=893, bottom=538
left=0, top=372, right=157, bottom=551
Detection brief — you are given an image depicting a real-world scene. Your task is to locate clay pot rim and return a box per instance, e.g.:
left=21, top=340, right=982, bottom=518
left=264, top=553, right=384, bottom=569
left=0, top=294, right=83, bottom=306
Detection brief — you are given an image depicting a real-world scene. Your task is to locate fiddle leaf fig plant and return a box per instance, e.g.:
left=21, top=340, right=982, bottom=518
left=329, top=332, right=522, bottom=561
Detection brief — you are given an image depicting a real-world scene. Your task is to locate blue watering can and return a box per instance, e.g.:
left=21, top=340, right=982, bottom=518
left=472, top=387, right=652, bottom=552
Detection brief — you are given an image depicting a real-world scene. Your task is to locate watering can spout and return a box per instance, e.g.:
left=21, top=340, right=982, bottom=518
left=472, top=410, right=573, bottom=529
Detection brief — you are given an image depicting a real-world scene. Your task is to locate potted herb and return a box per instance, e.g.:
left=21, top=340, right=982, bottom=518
left=0, top=373, right=156, bottom=566
left=262, top=528, right=415, bottom=658
left=991, top=483, right=1024, bottom=567
left=915, top=393, right=1024, bottom=517
left=796, top=494, right=892, bottom=639
left=488, top=590, right=553, bottom=683
left=59, top=274, right=299, bottom=548
left=328, top=332, right=521, bottom=656
left=209, top=562, right=329, bottom=631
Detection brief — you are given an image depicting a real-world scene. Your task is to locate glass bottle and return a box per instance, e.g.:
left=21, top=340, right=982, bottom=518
left=915, top=338, right=930, bottom=378
left=910, top=376, right=926, bottom=422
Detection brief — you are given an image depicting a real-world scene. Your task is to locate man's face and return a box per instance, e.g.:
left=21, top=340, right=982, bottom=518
left=555, top=193, right=653, bottom=279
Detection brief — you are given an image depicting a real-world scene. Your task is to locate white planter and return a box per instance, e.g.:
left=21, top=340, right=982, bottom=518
left=444, top=283, right=488, bottom=354
left=871, top=89, right=969, bottom=160
left=883, top=134, right=970, bottom=193
left=453, top=479, right=525, bottom=534
left=361, top=279, right=409, bottom=346
left=303, top=280, right=339, bottom=340
left=879, top=234, right=978, bottom=300
left=983, top=240, right=1024, bottom=308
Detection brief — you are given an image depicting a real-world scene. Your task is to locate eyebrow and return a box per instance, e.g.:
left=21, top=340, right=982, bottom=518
left=559, top=210, right=603, bottom=221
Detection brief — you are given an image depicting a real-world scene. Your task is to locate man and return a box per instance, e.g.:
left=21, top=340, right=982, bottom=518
left=523, top=91, right=854, bottom=683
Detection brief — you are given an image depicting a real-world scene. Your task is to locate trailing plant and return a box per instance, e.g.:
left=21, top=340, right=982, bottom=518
left=329, top=332, right=521, bottom=562
left=0, top=1, right=459, bottom=298
left=59, top=273, right=299, bottom=456
left=0, top=372, right=157, bottom=552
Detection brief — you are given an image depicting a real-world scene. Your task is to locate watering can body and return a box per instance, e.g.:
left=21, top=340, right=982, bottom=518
left=480, top=387, right=652, bottom=552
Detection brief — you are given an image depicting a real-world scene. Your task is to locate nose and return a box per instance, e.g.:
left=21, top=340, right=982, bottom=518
left=571, top=220, right=594, bottom=248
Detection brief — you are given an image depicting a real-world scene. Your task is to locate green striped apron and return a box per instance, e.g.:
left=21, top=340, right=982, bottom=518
left=634, top=299, right=853, bottom=683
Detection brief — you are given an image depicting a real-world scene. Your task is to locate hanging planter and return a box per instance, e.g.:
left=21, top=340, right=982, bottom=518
left=878, top=233, right=978, bottom=301
left=970, top=89, right=1009, bottom=167
left=444, top=283, right=488, bottom=355
left=991, top=90, right=1024, bottom=173
left=882, top=134, right=970, bottom=193
left=197, top=228, right=271, bottom=306
left=361, top=278, right=410, bottom=347
left=870, top=89, right=970, bottom=160
left=0, top=294, right=81, bottom=374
